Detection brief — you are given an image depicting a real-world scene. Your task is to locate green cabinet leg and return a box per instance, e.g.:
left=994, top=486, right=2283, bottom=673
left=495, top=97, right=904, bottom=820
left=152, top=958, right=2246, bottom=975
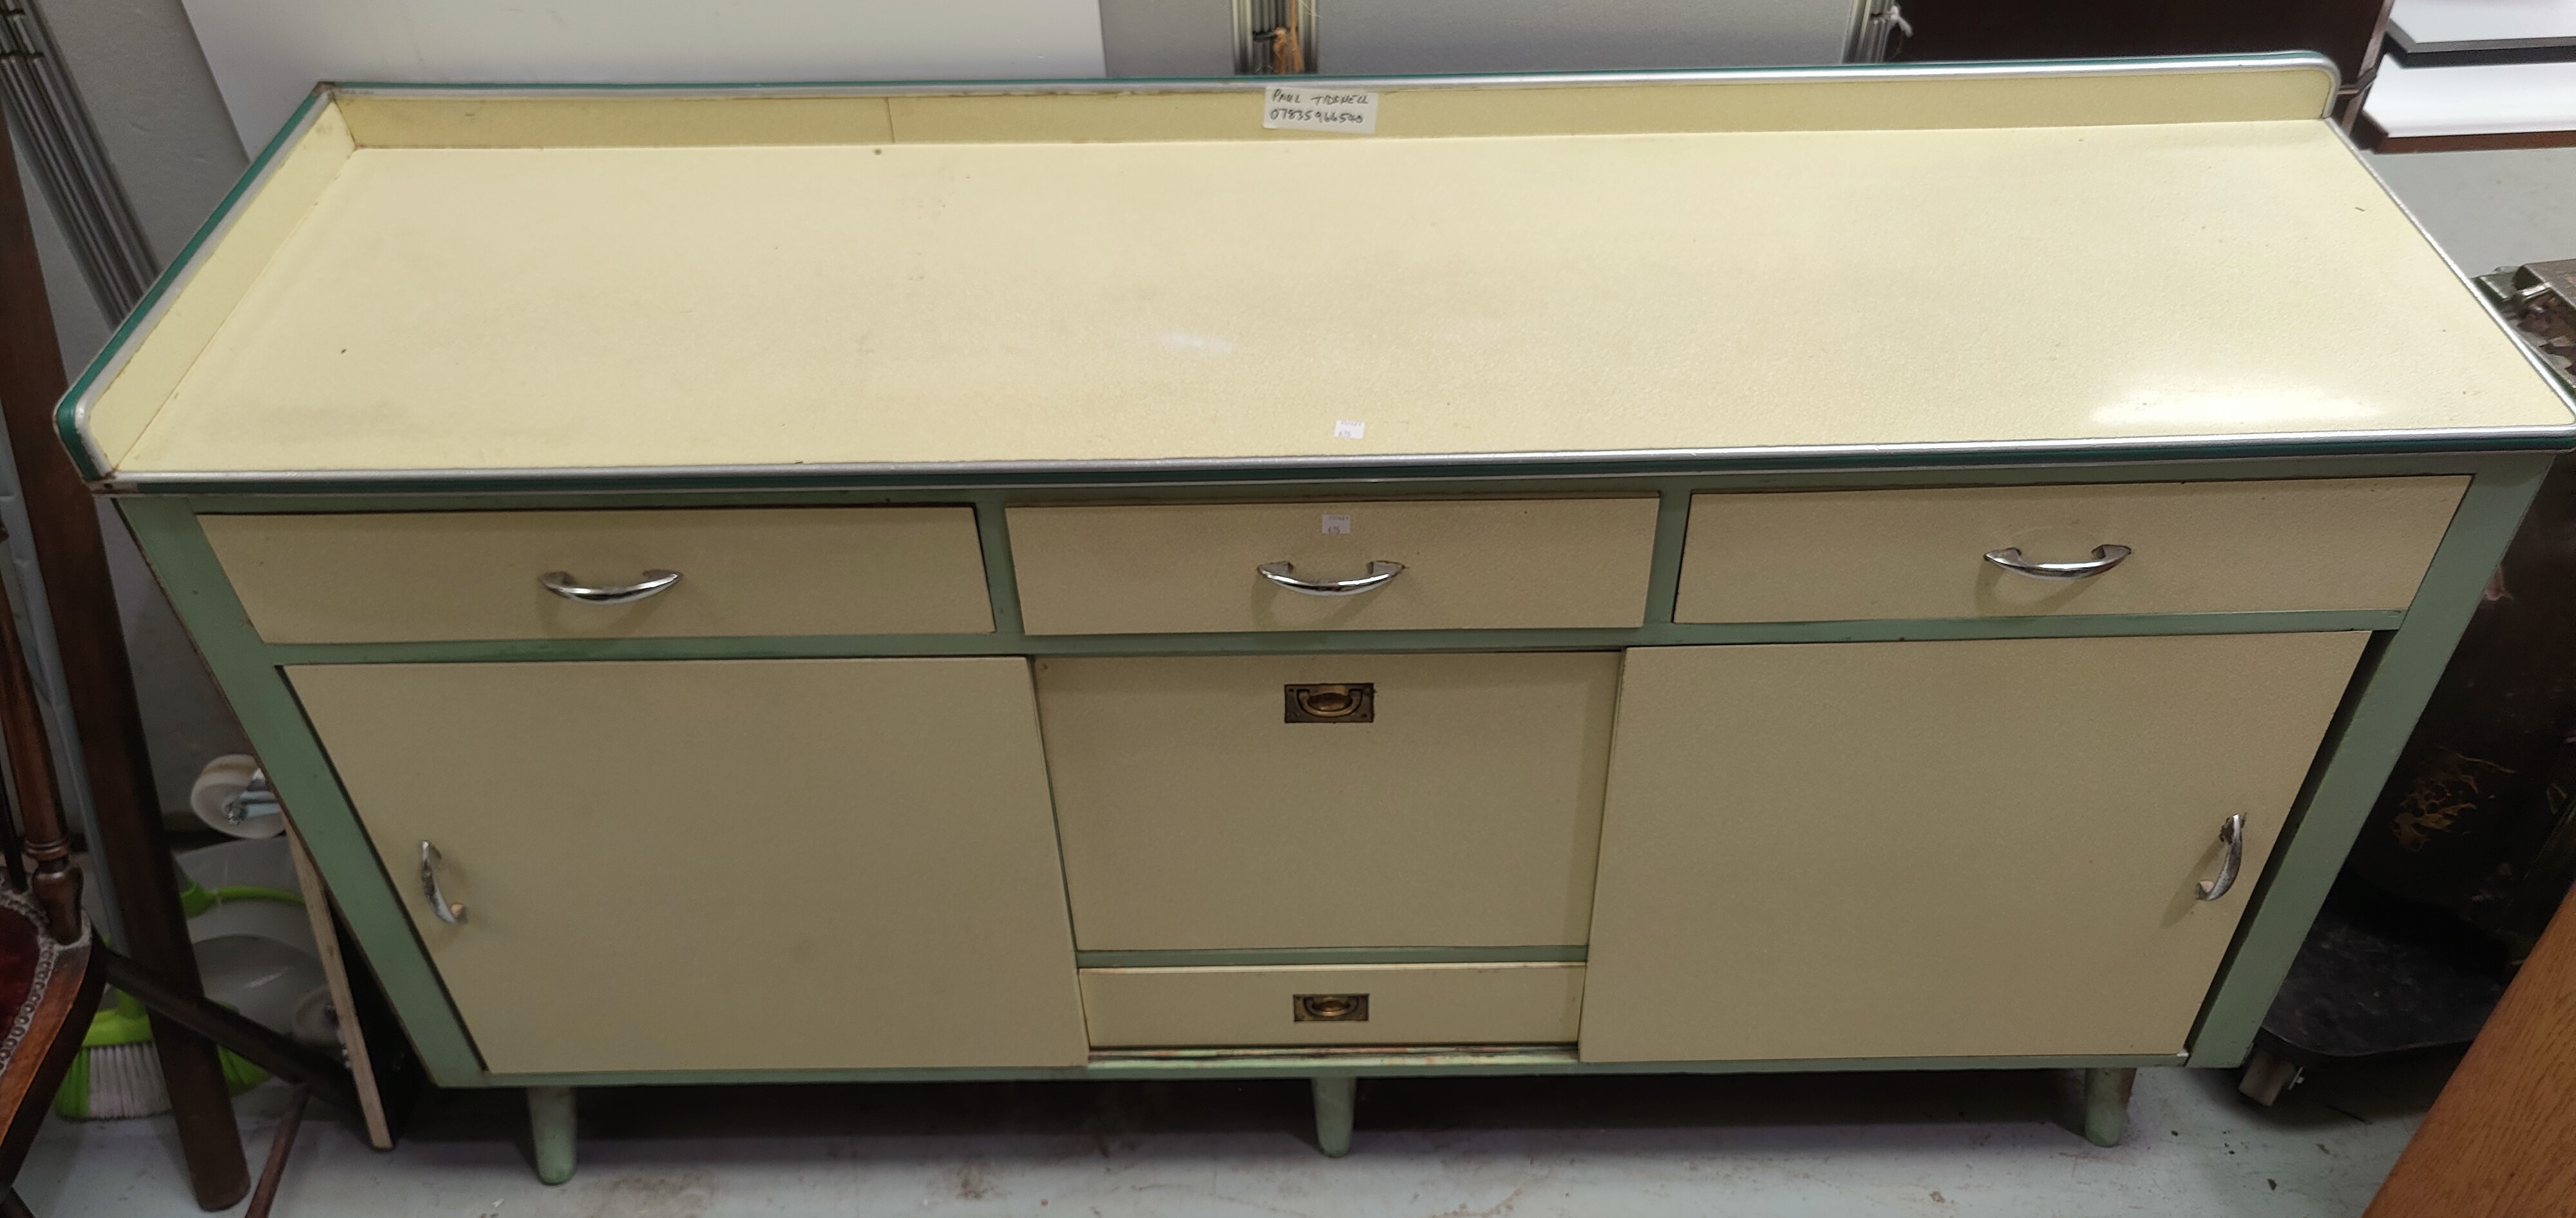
left=2081, top=1067, right=2134, bottom=1147
left=1311, top=1074, right=1355, bottom=1158
left=529, top=1085, right=577, bottom=1185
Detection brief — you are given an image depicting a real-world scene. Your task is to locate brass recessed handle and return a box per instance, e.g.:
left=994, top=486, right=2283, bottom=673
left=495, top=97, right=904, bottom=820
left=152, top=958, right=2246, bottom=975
left=1294, top=993, right=1369, bottom=1022
left=1285, top=682, right=1374, bottom=723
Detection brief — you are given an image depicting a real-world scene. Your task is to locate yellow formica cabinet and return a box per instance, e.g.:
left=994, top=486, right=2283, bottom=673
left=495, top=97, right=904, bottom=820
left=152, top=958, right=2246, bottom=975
left=54, top=60, right=2576, bottom=1176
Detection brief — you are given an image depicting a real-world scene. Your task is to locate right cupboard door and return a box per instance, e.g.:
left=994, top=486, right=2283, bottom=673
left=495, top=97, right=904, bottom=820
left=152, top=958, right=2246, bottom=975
left=1580, top=632, right=2369, bottom=1063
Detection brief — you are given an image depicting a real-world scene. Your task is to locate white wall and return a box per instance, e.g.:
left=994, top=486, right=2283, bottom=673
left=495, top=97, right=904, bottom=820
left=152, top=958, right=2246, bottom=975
left=17, top=0, right=254, bottom=823
left=1099, top=0, right=1858, bottom=78
left=1325, top=0, right=1857, bottom=75
left=179, top=0, right=1111, bottom=154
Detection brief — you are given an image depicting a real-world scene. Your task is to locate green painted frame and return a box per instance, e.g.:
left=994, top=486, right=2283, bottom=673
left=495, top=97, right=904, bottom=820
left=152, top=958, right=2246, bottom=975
left=110, top=449, right=2549, bottom=1089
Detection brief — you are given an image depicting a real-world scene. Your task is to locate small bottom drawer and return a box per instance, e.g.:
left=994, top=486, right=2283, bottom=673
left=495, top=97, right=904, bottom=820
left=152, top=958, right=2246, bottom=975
left=1079, top=962, right=1584, bottom=1048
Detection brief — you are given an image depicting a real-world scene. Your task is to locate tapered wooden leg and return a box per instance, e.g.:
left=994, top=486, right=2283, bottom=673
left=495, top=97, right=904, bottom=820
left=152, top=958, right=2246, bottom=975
left=2083, top=1067, right=2135, bottom=1147
left=529, top=1087, right=576, bottom=1185
left=1311, top=1074, right=1355, bottom=1158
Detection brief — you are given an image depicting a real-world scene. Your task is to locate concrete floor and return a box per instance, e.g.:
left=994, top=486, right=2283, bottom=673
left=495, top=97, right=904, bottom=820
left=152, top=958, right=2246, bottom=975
left=19, top=1054, right=2456, bottom=1216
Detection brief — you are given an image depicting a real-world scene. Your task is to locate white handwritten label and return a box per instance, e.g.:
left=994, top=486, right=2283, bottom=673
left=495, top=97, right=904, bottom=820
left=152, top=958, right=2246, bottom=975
left=1321, top=514, right=1352, bottom=535
left=1264, top=86, right=1378, bottom=134
left=1332, top=420, right=1366, bottom=438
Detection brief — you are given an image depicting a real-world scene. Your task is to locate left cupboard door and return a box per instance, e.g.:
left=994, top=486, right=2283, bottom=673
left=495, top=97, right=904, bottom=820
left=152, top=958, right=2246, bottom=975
left=288, top=657, right=1089, bottom=1076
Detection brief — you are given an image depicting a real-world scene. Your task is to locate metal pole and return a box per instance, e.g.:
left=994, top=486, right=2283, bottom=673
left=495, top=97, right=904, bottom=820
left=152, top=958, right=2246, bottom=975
left=0, top=0, right=155, bottom=319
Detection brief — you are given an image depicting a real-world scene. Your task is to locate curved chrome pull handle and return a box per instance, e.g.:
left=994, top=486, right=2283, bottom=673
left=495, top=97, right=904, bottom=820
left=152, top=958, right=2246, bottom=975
left=2197, top=813, right=2245, bottom=902
left=419, top=841, right=468, bottom=924
left=1256, top=560, right=1405, bottom=597
left=540, top=569, right=681, bottom=605
left=1983, top=543, right=2131, bottom=580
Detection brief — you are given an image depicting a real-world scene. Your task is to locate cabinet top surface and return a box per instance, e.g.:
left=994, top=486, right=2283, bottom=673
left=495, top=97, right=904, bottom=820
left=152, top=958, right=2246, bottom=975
left=66, top=59, right=2576, bottom=490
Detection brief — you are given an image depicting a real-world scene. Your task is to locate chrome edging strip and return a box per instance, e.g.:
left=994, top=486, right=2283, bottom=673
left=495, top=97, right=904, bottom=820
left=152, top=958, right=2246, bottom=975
left=100, top=423, right=2576, bottom=493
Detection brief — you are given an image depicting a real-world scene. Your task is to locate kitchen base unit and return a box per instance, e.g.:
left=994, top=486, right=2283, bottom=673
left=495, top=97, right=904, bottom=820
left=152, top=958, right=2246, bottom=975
left=61, top=57, right=2575, bottom=1178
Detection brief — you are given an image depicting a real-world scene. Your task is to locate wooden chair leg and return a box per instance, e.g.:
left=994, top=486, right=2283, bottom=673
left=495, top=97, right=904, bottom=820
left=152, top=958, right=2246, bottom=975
left=1, top=1186, right=34, bottom=1218
left=241, top=1087, right=308, bottom=1218
left=0, top=73, right=247, bottom=1213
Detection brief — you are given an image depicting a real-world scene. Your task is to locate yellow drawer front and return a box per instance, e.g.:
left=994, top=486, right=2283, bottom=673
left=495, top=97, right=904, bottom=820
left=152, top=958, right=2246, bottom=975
left=1037, top=652, right=1618, bottom=950
left=1009, top=497, right=1658, bottom=635
left=204, top=507, right=993, bottom=642
left=1080, top=962, right=1584, bottom=1048
left=1675, top=476, right=2467, bottom=623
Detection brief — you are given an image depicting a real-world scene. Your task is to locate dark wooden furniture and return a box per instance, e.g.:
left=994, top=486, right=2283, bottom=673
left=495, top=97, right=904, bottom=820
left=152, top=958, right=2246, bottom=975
left=0, top=86, right=248, bottom=1210
left=0, top=519, right=106, bottom=1205
left=2361, top=126, right=2576, bottom=155
left=2366, top=887, right=2576, bottom=1215
left=1891, top=0, right=2397, bottom=122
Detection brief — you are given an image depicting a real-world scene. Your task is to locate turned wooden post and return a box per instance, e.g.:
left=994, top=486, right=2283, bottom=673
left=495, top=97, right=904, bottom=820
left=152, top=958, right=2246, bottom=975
left=0, top=522, right=79, bottom=944
left=0, top=97, right=249, bottom=1209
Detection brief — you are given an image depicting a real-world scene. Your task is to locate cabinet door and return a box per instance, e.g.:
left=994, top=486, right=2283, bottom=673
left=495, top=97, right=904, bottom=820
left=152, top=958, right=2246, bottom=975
left=1580, top=632, right=2367, bottom=1063
left=289, top=657, right=1087, bottom=1074
left=1037, top=652, right=1618, bottom=950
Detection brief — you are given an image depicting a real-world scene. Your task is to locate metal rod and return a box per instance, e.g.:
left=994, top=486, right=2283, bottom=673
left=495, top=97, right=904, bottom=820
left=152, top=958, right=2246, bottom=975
left=0, top=0, right=156, bottom=319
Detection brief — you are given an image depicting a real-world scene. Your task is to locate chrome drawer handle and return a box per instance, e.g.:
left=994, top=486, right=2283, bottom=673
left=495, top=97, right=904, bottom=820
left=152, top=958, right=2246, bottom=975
left=1982, top=544, right=2131, bottom=580
left=419, top=841, right=467, bottom=924
left=540, top=569, right=681, bottom=604
left=1256, top=560, right=1405, bottom=597
left=2197, top=813, right=2245, bottom=902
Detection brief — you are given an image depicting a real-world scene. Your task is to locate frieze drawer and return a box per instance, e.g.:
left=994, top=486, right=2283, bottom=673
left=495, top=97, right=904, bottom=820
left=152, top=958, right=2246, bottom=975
left=1079, top=963, right=1586, bottom=1048
left=1010, top=497, right=1658, bottom=635
left=1675, top=478, right=2467, bottom=624
left=203, top=507, right=994, bottom=643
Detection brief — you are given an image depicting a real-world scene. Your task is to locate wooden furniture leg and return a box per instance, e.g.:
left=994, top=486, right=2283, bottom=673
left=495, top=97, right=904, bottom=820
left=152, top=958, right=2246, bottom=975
left=2365, top=890, right=2576, bottom=1215
left=528, top=1087, right=576, bottom=1185
left=0, top=97, right=247, bottom=1209
left=2081, top=1067, right=2134, bottom=1147
left=0, top=516, right=107, bottom=1200
left=240, top=1087, right=308, bottom=1218
left=1311, top=1074, right=1355, bottom=1158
